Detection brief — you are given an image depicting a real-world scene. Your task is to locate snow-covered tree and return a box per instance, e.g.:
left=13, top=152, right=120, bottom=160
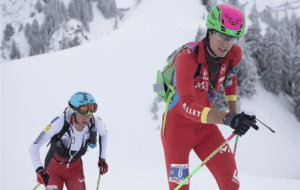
left=261, top=27, right=283, bottom=95
left=29, top=19, right=43, bottom=56
left=201, top=0, right=217, bottom=12
left=18, top=24, right=23, bottom=32
left=278, top=19, right=294, bottom=96
left=261, top=6, right=278, bottom=29
left=95, top=0, right=117, bottom=19
left=195, top=27, right=206, bottom=41
left=32, top=19, right=40, bottom=37
left=10, top=40, right=20, bottom=60
left=3, top=23, right=14, bottom=41
left=151, top=96, right=163, bottom=120
left=236, top=38, right=258, bottom=98
left=244, top=4, right=264, bottom=75
left=213, top=88, right=228, bottom=112
left=35, top=0, right=44, bottom=13
left=68, top=0, right=93, bottom=31
left=289, top=13, right=298, bottom=47
left=293, top=50, right=300, bottom=121
left=296, top=18, right=300, bottom=46
left=44, top=0, right=69, bottom=30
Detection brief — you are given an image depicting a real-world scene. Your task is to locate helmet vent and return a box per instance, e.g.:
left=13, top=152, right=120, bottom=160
left=212, top=12, right=216, bottom=20
left=221, top=25, right=226, bottom=32
left=236, top=31, right=241, bottom=35
left=208, top=20, right=214, bottom=26
left=240, top=24, right=243, bottom=29
left=219, top=13, right=221, bottom=21
left=222, top=19, right=224, bottom=24
left=217, top=6, right=220, bottom=11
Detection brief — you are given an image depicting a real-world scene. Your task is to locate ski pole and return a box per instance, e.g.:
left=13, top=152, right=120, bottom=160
left=33, top=183, right=40, bottom=190
left=256, top=118, right=275, bottom=133
left=96, top=173, right=101, bottom=190
left=233, top=135, right=239, bottom=157
left=174, top=133, right=236, bottom=190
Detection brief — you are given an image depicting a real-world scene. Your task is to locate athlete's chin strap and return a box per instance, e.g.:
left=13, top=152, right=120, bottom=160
left=73, top=114, right=79, bottom=124
left=207, top=37, right=218, bottom=57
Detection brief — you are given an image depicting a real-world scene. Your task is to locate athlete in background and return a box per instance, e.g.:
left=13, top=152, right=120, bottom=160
left=29, top=92, right=108, bottom=190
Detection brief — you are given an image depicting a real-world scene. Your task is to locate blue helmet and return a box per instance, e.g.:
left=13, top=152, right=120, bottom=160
left=68, top=91, right=97, bottom=114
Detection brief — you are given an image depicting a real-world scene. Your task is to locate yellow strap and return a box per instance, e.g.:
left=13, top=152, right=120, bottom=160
left=201, top=107, right=211, bottom=123
left=225, top=95, right=237, bottom=102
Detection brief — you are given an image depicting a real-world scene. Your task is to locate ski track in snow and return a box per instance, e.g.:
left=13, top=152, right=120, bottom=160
left=1, top=0, right=300, bottom=189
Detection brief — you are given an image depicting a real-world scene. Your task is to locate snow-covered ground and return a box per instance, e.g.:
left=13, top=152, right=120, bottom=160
left=1, top=0, right=300, bottom=189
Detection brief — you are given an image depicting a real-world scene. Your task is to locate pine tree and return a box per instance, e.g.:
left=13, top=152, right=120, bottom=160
left=261, top=27, right=283, bottom=95
left=68, top=0, right=93, bottom=31
left=195, top=27, right=206, bottom=41
left=296, top=19, right=300, bottom=46
left=289, top=13, right=298, bottom=47
left=213, top=88, right=228, bottom=112
left=32, top=19, right=40, bottom=37
left=278, top=19, right=294, bottom=96
left=96, top=0, right=117, bottom=19
left=244, top=3, right=263, bottom=75
left=19, top=24, right=23, bottom=32
left=293, top=49, right=300, bottom=121
left=236, top=38, right=258, bottom=98
left=227, top=0, right=239, bottom=7
left=3, top=23, right=14, bottom=41
left=201, top=0, right=217, bottom=12
left=10, top=40, right=21, bottom=60
left=151, top=96, right=163, bottom=120
left=30, top=19, right=42, bottom=56
left=261, top=6, right=277, bottom=29
left=35, top=0, right=44, bottom=13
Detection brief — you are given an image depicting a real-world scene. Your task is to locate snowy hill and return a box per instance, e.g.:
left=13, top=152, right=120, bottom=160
left=1, top=0, right=300, bottom=189
left=0, top=0, right=118, bottom=63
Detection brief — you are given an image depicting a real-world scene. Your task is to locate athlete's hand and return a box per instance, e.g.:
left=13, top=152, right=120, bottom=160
left=36, top=167, right=50, bottom=187
left=98, top=159, right=108, bottom=175
left=224, top=112, right=259, bottom=137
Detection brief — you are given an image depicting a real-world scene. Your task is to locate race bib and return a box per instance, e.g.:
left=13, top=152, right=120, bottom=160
left=169, top=164, right=189, bottom=185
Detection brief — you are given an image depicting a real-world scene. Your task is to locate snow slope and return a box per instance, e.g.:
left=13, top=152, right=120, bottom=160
left=1, top=0, right=300, bottom=189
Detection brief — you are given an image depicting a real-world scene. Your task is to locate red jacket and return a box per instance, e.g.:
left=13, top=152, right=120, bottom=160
left=167, top=38, right=242, bottom=125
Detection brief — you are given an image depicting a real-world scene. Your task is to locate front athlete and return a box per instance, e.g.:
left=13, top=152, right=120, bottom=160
left=161, top=4, right=258, bottom=190
left=29, top=92, right=108, bottom=190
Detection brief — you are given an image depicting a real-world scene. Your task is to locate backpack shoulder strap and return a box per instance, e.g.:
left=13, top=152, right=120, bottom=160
left=47, top=108, right=70, bottom=146
left=88, top=115, right=96, bottom=130
left=194, top=63, right=202, bottom=79
left=192, top=43, right=202, bottom=79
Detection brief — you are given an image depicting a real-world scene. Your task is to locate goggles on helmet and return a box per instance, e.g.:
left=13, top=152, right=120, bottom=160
left=69, top=103, right=98, bottom=115
left=212, top=30, right=239, bottom=44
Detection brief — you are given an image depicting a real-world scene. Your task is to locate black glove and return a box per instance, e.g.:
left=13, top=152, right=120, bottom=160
left=98, top=159, right=108, bottom=175
left=224, top=112, right=259, bottom=137
left=36, top=167, right=50, bottom=187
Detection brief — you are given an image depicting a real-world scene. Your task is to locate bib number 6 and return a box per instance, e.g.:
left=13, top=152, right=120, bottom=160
left=178, top=169, right=183, bottom=177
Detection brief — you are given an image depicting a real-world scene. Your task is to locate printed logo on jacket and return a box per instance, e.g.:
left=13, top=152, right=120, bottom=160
left=183, top=103, right=201, bottom=117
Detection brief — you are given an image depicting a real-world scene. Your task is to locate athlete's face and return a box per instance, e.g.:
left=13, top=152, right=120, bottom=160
left=208, top=30, right=234, bottom=58
left=74, top=113, right=92, bottom=131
